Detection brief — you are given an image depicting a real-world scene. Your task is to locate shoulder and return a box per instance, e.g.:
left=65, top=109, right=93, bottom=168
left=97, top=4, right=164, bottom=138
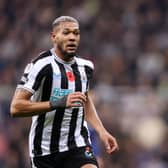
left=24, top=50, right=53, bottom=74
left=32, top=50, right=53, bottom=64
left=75, top=57, right=94, bottom=69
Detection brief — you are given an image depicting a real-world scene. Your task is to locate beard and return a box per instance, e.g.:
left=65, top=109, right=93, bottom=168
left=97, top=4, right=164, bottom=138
left=57, top=42, right=77, bottom=58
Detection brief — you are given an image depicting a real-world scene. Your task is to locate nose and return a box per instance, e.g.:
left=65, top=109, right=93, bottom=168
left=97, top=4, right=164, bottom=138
left=68, top=33, right=76, bottom=41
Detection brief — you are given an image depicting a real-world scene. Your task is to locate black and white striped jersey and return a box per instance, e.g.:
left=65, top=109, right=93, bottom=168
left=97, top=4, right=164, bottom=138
left=17, top=48, right=94, bottom=157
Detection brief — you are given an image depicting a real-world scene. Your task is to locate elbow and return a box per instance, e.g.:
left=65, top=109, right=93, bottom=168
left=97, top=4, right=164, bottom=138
left=10, top=106, right=18, bottom=117
left=10, top=103, right=21, bottom=117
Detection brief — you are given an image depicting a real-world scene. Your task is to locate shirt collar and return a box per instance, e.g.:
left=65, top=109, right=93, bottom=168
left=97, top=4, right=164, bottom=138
left=50, top=48, right=76, bottom=65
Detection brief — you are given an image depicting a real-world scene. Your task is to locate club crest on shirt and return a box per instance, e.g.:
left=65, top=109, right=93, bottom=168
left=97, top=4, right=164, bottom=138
left=84, top=147, right=94, bottom=159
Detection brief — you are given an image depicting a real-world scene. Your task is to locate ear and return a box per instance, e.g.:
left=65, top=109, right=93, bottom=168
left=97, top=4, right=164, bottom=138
left=51, top=32, right=57, bottom=43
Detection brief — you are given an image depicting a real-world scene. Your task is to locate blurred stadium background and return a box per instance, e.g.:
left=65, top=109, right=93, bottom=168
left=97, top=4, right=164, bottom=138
left=0, top=0, right=168, bottom=167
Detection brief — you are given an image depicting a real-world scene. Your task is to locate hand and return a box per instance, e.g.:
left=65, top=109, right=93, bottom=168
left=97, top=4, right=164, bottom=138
left=99, top=131, right=119, bottom=154
left=66, top=92, right=87, bottom=108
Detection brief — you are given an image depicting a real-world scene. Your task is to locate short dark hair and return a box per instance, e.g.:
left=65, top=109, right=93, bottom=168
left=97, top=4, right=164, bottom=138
left=52, top=16, right=79, bottom=29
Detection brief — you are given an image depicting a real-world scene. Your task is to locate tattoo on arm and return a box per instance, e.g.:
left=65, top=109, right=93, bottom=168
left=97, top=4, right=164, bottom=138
left=14, top=88, right=33, bottom=100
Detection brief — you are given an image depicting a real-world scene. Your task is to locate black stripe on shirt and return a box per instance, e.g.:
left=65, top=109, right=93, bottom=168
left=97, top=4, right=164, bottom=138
left=81, top=125, right=90, bottom=146
left=32, top=50, right=52, bottom=64
left=32, top=64, right=52, bottom=91
left=19, top=80, right=25, bottom=85
left=84, top=65, right=93, bottom=90
left=71, top=63, right=82, bottom=92
left=67, top=63, right=82, bottom=149
left=81, top=65, right=93, bottom=146
left=50, top=60, right=68, bottom=152
left=81, top=110, right=90, bottom=146
left=33, top=64, right=53, bottom=156
left=67, top=108, right=79, bottom=149
left=18, top=73, right=28, bottom=85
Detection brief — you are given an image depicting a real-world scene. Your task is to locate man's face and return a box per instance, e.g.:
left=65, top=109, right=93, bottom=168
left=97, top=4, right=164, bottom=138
left=51, top=21, right=80, bottom=58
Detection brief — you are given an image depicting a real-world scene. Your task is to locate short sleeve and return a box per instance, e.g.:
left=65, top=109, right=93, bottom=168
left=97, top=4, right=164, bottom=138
left=17, top=60, right=50, bottom=94
left=84, top=60, right=94, bottom=81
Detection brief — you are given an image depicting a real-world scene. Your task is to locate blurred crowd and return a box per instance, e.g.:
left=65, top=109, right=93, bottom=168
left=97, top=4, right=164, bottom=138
left=0, top=0, right=168, bottom=167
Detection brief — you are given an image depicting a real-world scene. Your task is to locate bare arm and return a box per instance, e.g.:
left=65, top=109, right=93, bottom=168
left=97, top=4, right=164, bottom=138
left=84, top=93, right=106, bottom=134
left=10, top=89, right=87, bottom=117
left=84, top=92, right=119, bottom=154
left=10, top=89, right=51, bottom=117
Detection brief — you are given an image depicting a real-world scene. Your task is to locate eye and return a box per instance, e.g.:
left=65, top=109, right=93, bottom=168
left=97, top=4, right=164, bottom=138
left=62, top=30, right=70, bottom=35
left=73, top=31, right=80, bottom=35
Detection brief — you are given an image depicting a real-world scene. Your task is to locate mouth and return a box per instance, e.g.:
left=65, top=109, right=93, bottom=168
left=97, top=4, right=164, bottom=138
left=66, top=44, right=77, bottom=51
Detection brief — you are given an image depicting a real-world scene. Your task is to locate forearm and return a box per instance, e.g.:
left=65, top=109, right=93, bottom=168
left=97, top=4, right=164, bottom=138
left=84, top=94, right=106, bottom=135
left=11, top=99, right=51, bottom=117
left=85, top=94, right=119, bottom=153
left=10, top=89, right=86, bottom=117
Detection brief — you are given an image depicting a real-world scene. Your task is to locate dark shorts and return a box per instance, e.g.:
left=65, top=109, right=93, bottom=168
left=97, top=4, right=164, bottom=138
left=31, top=146, right=98, bottom=168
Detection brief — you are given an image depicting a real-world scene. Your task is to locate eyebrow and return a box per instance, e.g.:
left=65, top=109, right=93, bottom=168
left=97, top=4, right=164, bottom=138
left=63, top=27, right=79, bottom=30
left=62, top=28, right=80, bottom=32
